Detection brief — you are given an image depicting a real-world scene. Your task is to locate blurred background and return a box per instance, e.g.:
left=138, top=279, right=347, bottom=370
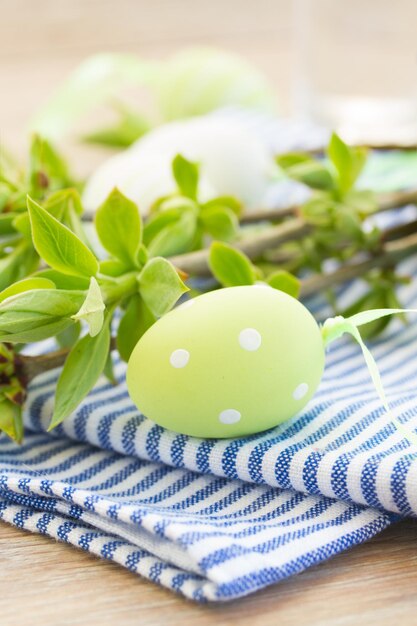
left=1, top=0, right=416, bottom=161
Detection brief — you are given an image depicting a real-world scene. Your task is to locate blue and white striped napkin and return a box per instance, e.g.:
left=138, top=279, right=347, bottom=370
left=1, top=112, right=417, bottom=601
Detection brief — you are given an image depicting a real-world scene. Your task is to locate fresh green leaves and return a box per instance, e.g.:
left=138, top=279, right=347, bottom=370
left=267, top=270, right=300, bottom=298
left=0, top=289, right=85, bottom=343
left=172, top=154, right=199, bottom=200
left=277, top=133, right=369, bottom=198
left=276, top=153, right=334, bottom=191
left=0, top=343, right=25, bottom=442
left=31, top=53, right=155, bottom=141
left=138, top=257, right=189, bottom=317
left=27, top=196, right=99, bottom=278
left=146, top=206, right=198, bottom=257
left=327, top=132, right=367, bottom=194
left=71, top=277, right=105, bottom=337
left=0, top=398, right=23, bottom=443
left=84, top=104, right=150, bottom=148
left=340, top=271, right=409, bottom=340
left=199, top=205, right=238, bottom=241
left=276, top=133, right=378, bottom=278
left=0, top=242, right=39, bottom=292
left=143, top=155, right=241, bottom=256
left=95, top=188, right=142, bottom=267
left=29, top=135, right=73, bottom=198
left=208, top=242, right=300, bottom=297
left=117, top=294, right=155, bottom=361
left=49, top=318, right=111, bottom=429
left=0, top=277, right=55, bottom=304
left=209, top=242, right=257, bottom=287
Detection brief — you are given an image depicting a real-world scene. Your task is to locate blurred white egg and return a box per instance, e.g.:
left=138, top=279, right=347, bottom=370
left=82, top=115, right=275, bottom=215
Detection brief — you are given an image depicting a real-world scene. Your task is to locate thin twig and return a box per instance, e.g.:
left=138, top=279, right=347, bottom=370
left=241, top=188, right=417, bottom=225
left=22, top=337, right=117, bottom=383
left=305, top=143, right=417, bottom=156
left=171, top=189, right=417, bottom=275
left=300, top=231, right=417, bottom=298
left=170, top=219, right=311, bottom=275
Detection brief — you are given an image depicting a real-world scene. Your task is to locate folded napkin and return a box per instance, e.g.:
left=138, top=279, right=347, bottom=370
left=1, top=114, right=417, bottom=601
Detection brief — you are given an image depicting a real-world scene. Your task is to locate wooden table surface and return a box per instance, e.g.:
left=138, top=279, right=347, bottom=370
left=1, top=1, right=417, bottom=624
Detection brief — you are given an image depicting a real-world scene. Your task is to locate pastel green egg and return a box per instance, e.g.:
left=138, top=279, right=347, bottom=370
left=127, top=285, right=325, bottom=438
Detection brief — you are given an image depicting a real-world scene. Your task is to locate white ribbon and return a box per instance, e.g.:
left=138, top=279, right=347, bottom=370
left=321, top=309, right=417, bottom=447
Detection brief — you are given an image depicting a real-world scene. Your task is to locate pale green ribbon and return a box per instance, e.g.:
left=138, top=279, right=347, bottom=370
left=321, top=309, right=417, bottom=447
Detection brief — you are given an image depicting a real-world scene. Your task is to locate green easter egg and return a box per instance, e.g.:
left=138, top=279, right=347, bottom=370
left=127, top=286, right=325, bottom=438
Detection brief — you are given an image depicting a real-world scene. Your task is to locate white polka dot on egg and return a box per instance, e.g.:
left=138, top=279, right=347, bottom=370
left=239, top=328, right=262, bottom=352
left=219, top=409, right=241, bottom=424
left=293, top=382, right=309, bottom=400
left=170, top=349, right=190, bottom=369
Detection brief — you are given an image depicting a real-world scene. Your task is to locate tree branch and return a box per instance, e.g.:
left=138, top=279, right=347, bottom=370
left=19, top=229, right=417, bottom=382
left=240, top=188, right=417, bottom=225
left=170, top=218, right=311, bottom=275
left=300, top=231, right=417, bottom=297
left=172, top=189, right=417, bottom=275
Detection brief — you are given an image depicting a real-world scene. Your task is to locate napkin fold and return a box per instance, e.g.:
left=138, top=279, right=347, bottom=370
left=1, top=112, right=417, bottom=601
left=0, top=432, right=393, bottom=601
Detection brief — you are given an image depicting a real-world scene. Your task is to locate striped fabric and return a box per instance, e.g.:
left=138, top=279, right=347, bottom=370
left=1, top=112, right=417, bottom=601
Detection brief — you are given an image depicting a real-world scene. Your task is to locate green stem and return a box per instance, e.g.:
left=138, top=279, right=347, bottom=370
left=99, top=271, right=138, bottom=304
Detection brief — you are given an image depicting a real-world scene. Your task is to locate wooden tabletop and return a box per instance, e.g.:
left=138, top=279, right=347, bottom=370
left=2, top=1, right=417, bottom=623
left=1, top=520, right=417, bottom=625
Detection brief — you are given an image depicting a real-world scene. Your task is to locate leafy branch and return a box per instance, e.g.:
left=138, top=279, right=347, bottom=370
left=0, top=185, right=188, bottom=441
left=1, top=130, right=417, bottom=443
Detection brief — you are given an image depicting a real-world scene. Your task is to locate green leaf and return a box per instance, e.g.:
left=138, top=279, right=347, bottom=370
left=328, top=133, right=367, bottom=194
left=0, top=213, right=18, bottom=236
left=208, top=242, right=256, bottom=287
left=95, top=188, right=142, bottom=267
left=144, top=198, right=196, bottom=246
left=103, top=351, right=117, bottom=385
left=147, top=209, right=197, bottom=257
left=138, top=257, right=189, bottom=317
left=34, top=269, right=90, bottom=290
left=117, top=294, right=156, bottom=361
left=200, top=206, right=238, bottom=241
left=31, top=53, right=156, bottom=140
left=0, top=399, right=23, bottom=443
left=334, top=205, right=363, bottom=238
left=0, top=289, right=85, bottom=343
left=136, top=244, right=149, bottom=268
left=27, top=196, right=98, bottom=278
left=301, top=196, right=334, bottom=226
left=98, top=259, right=129, bottom=278
left=277, top=154, right=334, bottom=190
left=344, top=190, right=377, bottom=216
left=0, top=288, right=84, bottom=321
left=0, top=277, right=56, bottom=304
left=0, top=242, right=39, bottom=291
left=49, top=321, right=111, bottom=429
left=28, top=135, right=72, bottom=196
left=267, top=270, right=300, bottom=298
left=71, top=277, right=105, bottom=337
left=44, top=189, right=90, bottom=247
left=276, top=152, right=312, bottom=169
left=12, top=213, right=31, bottom=239
left=201, top=195, right=242, bottom=217
left=0, top=319, right=75, bottom=344
left=83, top=104, right=150, bottom=147
left=340, top=290, right=391, bottom=340
left=172, top=154, right=199, bottom=200
left=44, top=188, right=83, bottom=218
left=56, top=321, right=81, bottom=349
